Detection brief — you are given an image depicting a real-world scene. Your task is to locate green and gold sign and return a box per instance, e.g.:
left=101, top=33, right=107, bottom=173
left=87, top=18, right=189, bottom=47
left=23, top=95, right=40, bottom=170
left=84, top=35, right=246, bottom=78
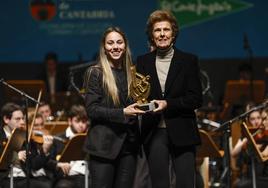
left=158, top=0, right=253, bottom=28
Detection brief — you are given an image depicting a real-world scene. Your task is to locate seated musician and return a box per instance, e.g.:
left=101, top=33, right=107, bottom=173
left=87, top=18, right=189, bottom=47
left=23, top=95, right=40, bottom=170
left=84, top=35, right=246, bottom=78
left=231, top=103, right=268, bottom=187
left=29, top=112, right=46, bottom=131
left=259, top=108, right=268, bottom=178
left=231, top=103, right=262, bottom=157
left=50, top=104, right=90, bottom=188
left=0, top=102, right=54, bottom=188
left=38, top=101, right=55, bottom=122
left=260, top=109, right=268, bottom=157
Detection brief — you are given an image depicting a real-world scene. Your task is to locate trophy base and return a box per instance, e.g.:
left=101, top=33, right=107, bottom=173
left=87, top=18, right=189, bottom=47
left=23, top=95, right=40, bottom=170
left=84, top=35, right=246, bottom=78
left=137, top=101, right=156, bottom=112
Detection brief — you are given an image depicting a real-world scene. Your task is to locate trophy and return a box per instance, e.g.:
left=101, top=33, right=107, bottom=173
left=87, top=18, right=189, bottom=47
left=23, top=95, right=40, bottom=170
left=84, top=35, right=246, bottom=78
left=130, top=66, right=155, bottom=112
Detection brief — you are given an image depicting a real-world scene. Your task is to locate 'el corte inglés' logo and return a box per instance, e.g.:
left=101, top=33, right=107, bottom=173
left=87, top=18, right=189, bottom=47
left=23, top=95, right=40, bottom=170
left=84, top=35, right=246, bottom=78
left=30, top=0, right=57, bottom=21
left=158, top=0, right=253, bottom=28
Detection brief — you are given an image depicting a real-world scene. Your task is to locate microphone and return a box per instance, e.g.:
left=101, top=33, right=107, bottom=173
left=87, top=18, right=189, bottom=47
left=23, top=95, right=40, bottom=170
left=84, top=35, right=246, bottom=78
left=0, top=78, right=4, bottom=83
left=243, top=33, right=253, bottom=58
left=201, top=119, right=221, bottom=128
left=243, top=33, right=249, bottom=50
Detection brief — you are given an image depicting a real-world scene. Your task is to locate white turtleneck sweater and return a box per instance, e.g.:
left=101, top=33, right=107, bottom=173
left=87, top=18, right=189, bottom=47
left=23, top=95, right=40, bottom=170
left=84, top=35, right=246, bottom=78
left=155, top=46, right=174, bottom=128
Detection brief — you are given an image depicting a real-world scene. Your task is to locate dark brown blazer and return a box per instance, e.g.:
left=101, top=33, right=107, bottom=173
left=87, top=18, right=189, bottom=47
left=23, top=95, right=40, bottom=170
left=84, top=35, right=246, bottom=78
left=136, top=47, right=203, bottom=147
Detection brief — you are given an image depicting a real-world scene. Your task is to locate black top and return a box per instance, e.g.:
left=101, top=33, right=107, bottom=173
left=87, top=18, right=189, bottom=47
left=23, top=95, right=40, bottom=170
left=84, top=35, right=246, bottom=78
left=112, top=67, right=129, bottom=106
left=83, top=65, right=139, bottom=160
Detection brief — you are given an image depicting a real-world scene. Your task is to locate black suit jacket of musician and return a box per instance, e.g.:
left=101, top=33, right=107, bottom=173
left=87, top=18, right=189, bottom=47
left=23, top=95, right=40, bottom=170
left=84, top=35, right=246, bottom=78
left=83, top=66, right=139, bottom=160
left=136, top=47, right=203, bottom=147
left=0, top=127, right=9, bottom=180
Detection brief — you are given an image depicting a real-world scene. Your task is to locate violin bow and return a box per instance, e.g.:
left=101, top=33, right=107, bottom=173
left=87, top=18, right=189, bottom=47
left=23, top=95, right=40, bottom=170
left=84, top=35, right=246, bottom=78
left=27, top=90, right=42, bottom=142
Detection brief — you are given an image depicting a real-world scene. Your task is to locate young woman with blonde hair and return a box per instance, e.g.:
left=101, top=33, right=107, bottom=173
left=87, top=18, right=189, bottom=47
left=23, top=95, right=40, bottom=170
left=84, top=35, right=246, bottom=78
left=83, top=26, right=144, bottom=188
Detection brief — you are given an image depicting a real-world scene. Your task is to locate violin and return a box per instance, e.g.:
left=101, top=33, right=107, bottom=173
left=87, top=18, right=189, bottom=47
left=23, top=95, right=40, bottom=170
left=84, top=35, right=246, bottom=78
left=26, top=90, right=67, bottom=145
left=251, top=125, right=268, bottom=143
left=31, top=129, right=67, bottom=144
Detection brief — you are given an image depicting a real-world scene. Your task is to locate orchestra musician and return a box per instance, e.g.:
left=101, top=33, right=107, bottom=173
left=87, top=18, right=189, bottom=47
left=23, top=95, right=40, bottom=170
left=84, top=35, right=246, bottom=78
left=231, top=103, right=262, bottom=157
left=0, top=102, right=54, bottom=188
left=38, top=101, right=54, bottom=122
left=260, top=108, right=268, bottom=157
left=24, top=104, right=90, bottom=188
left=231, top=103, right=268, bottom=188
left=51, top=104, right=90, bottom=188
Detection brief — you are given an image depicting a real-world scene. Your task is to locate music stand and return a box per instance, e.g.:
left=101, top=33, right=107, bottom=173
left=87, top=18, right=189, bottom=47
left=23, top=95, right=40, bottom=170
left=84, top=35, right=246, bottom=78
left=0, top=128, right=26, bottom=169
left=57, top=133, right=88, bottom=188
left=0, top=128, right=26, bottom=188
left=58, top=133, right=86, bottom=162
left=197, top=130, right=224, bottom=158
left=223, top=80, right=265, bottom=105
left=196, top=130, right=224, bottom=188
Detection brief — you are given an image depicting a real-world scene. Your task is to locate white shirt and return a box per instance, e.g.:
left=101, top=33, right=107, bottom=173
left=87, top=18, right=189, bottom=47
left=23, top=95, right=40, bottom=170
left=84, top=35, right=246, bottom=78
left=155, top=47, right=174, bottom=128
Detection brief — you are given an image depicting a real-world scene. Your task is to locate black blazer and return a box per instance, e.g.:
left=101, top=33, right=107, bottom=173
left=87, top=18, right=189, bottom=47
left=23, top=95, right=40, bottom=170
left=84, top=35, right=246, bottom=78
left=136, top=48, right=203, bottom=147
left=0, top=127, right=9, bottom=180
left=83, top=66, right=139, bottom=160
left=0, top=126, right=8, bottom=155
left=53, top=131, right=68, bottom=155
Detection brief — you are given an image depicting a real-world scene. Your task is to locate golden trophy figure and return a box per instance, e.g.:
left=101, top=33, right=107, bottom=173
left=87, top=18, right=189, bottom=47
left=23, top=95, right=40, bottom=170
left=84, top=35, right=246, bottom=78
left=130, top=66, right=155, bottom=112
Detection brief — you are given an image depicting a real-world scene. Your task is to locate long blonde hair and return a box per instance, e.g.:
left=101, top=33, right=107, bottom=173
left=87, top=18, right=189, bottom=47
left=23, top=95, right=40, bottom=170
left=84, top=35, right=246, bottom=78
left=85, top=27, right=133, bottom=106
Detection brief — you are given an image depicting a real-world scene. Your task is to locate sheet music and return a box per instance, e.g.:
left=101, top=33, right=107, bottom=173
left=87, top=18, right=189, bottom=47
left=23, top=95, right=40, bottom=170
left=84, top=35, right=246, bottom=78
left=68, top=160, right=86, bottom=175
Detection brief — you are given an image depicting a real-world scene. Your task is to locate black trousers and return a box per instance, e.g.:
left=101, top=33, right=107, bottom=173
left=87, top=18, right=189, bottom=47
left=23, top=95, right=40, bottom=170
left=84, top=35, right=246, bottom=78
left=1, top=176, right=52, bottom=188
left=89, top=153, right=137, bottom=188
left=147, top=128, right=196, bottom=188
left=54, top=175, right=90, bottom=188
